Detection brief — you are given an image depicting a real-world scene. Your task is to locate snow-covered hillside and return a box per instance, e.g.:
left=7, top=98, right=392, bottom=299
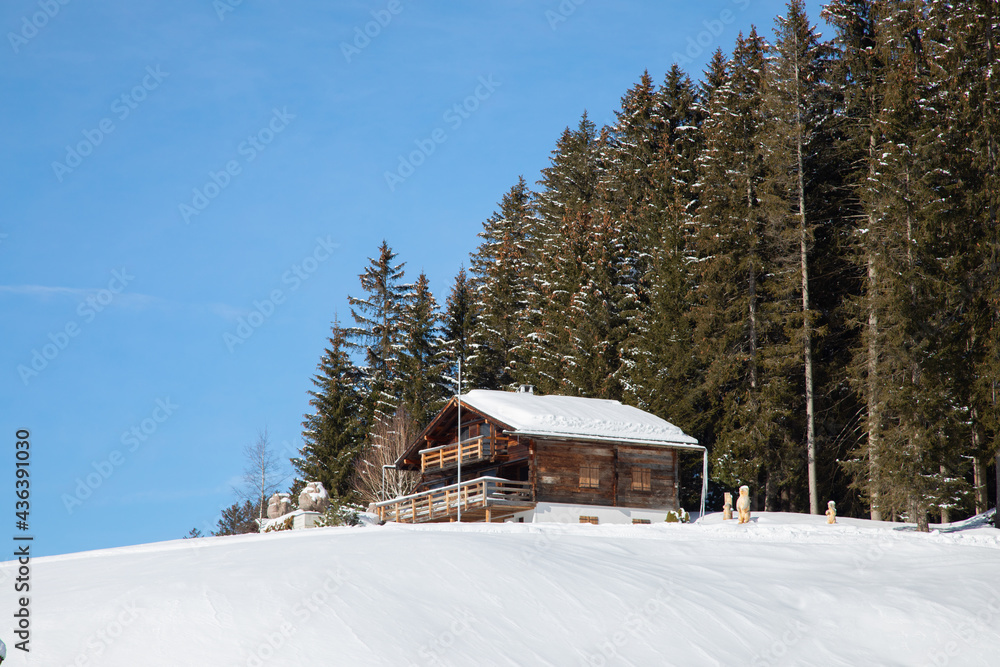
left=4, top=512, right=999, bottom=666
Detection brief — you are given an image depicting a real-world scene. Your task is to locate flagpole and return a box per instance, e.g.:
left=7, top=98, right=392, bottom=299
left=456, top=358, right=462, bottom=523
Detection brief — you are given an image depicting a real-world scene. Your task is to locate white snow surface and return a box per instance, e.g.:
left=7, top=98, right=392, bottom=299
left=4, top=512, right=1000, bottom=666
left=462, top=389, right=700, bottom=447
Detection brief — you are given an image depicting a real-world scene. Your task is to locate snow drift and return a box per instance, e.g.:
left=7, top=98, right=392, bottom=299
left=2, top=511, right=999, bottom=666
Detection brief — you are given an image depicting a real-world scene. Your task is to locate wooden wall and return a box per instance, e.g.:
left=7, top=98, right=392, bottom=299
left=615, top=445, right=677, bottom=509
left=533, top=439, right=678, bottom=510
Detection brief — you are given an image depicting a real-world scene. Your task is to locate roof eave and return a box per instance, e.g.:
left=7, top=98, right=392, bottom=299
left=505, top=429, right=704, bottom=451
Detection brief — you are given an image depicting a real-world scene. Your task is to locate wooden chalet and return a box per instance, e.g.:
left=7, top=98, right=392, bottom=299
left=373, top=388, right=706, bottom=524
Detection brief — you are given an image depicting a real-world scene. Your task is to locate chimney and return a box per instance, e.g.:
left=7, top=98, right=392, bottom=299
left=517, top=384, right=535, bottom=394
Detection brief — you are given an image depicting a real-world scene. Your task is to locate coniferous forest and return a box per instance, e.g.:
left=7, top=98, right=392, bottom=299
left=294, top=0, right=1000, bottom=529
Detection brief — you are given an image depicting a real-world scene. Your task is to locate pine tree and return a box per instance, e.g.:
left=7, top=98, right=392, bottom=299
left=294, top=320, right=364, bottom=499
left=823, top=0, right=893, bottom=520
left=469, top=177, right=536, bottom=390
left=692, top=28, right=796, bottom=508
left=347, top=241, right=410, bottom=424
left=623, top=64, right=704, bottom=423
left=948, top=0, right=1000, bottom=520
left=398, top=272, right=448, bottom=427
left=760, top=0, right=834, bottom=514
left=212, top=499, right=260, bottom=536
left=530, top=113, right=604, bottom=395
left=441, top=266, right=477, bottom=393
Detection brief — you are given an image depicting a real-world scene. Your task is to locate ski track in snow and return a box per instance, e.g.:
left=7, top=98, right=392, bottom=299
left=1, top=512, right=998, bottom=666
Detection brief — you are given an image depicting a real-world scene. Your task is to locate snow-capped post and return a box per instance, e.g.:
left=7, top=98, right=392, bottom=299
left=700, top=449, right=707, bottom=521
left=381, top=464, right=395, bottom=502
left=723, top=492, right=733, bottom=521
left=826, top=500, right=837, bottom=524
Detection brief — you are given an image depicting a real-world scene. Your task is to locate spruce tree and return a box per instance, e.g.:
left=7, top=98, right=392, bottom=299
left=761, top=0, right=833, bottom=514
left=347, top=241, right=410, bottom=424
left=531, top=113, right=604, bottom=395
left=398, top=272, right=448, bottom=427
left=623, top=64, right=703, bottom=420
left=823, top=0, right=892, bottom=520
left=294, top=321, right=364, bottom=499
left=441, top=266, right=477, bottom=393
left=692, top=28, right=796, bottom=508
left=212, top=499, right=261, bottom=536
left=469, top=177, right=536, bottom=390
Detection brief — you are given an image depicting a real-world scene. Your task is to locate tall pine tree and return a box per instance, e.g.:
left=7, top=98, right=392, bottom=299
left=347, top=241, right=410, bottom=425
left=295, top=320, right=364, bottom=499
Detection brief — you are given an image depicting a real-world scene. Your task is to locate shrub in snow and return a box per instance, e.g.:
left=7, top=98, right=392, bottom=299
left=314, top=499, right=366, bottom=527
left=664, top=509, right=690, bottom=523
left=263, top=516, right=294, bottom=533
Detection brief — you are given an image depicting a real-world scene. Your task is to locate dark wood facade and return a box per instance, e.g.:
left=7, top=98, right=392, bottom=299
left=386, top=396, right=683, bottom=521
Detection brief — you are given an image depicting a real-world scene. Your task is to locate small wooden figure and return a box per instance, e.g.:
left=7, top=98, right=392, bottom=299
left=826, top=500, right=837, bottom=524
left=736, top=485, right=751, bottom=524
left=723, top=492, right=733, bottom=520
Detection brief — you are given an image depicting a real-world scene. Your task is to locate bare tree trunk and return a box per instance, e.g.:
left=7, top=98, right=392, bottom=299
left=795, top=74, right=817, bottom=515
left=748, top=181, right=759, bottom=393
left=867, top=253, right=882, bottom=521
left=973, top=413, right=987, bottom=515
left=939, top=464, right=950, bottom=524
left=996, top=448, right=1000, bottom=526
left=865, top=120, right=883, bottom=522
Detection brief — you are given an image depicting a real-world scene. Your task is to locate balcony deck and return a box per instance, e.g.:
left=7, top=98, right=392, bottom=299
left=419, top=436, right=508, bottom=473
left=373, top=476, right=534, bottom=524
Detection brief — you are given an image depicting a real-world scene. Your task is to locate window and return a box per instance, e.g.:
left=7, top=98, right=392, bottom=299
left=579, top=464, right=600, bottom=489
left=579, top=516, right=599, bottom=525
left=631, top=467, right=651, bottom=492
left=632, top=519, right=651, bottom=525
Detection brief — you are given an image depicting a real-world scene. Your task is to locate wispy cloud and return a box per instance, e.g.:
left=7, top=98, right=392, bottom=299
left=0, top=284, right=241, bottom=320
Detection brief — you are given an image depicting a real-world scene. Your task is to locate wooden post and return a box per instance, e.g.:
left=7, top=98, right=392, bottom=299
left=411, top=497, right=416, bottom=523
left=428, top=495, right=433, bottom=520
left=485, top=508, right=492, bottom=523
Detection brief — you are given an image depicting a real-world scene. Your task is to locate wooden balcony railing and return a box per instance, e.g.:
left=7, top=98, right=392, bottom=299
left=373, top=476, right=534, bottom=524
left=419, top=436, right=509, bottom=472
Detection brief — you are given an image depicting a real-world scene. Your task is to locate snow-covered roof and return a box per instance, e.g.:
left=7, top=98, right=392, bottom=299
left=461, top=389, right=701, bottom=449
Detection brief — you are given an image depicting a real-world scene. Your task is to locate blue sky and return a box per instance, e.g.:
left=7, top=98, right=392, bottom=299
left=1, top=0, right=829, bottom=556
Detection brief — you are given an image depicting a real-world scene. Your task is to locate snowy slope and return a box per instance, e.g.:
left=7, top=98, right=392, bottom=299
left=3, top=512, right=999, bottom=666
